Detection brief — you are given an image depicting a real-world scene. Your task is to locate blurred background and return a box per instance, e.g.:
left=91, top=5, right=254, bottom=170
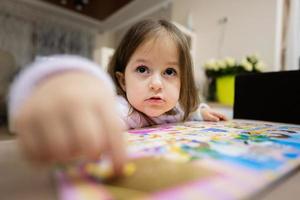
left=0, top=0, right=299, bottom=120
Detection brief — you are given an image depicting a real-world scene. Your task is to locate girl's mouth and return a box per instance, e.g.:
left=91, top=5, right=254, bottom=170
left=146, top=97, right=165, bottom=104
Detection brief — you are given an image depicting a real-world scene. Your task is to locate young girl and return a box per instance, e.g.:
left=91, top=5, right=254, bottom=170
left=108, top=19, right=226, bottom=129
left=9, top=19, right=226, bottom=174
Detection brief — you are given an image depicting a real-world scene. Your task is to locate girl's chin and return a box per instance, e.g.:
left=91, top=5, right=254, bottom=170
left=142, top=110, right=165, bottom=118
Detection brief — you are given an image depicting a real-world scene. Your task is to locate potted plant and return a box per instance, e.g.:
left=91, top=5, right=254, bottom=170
left=204, top=54, right=265, bottom=106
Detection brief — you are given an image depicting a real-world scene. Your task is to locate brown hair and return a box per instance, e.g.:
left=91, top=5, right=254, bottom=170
left=107, top=19, right=199, bottom=121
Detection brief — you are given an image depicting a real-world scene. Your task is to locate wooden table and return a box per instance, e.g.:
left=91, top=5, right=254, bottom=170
left=0, top=126, right=300, bottom=200
left=0, top=127, right=56, bottom=200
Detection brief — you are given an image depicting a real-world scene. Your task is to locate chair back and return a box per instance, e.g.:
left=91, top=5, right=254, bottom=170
left=233, top=70, right=300, bottom=124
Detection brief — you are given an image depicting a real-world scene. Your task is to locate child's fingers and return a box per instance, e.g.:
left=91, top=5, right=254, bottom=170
left=40, top=121, right=70, bottom=163
left=28, top=105, right=73, bottom=163
left=104, top=116, right=126, bottom=175
left=98, top=99, right=127, bottom=175
left=17, top=129, right=42, bottom=162
left=205, top=113, right=220, bottom=122
left=220, top=114, right=228, bottom=121
left=211, top=111, right=228, bottom=121
left=15, top=111, right=50, bottom=162
left=105, top=123, right=126, bottom=174
left=69, top=109, right=105, bottom=160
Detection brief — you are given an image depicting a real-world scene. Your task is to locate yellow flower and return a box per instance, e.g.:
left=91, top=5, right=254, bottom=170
left=224, top=57, right=236, bottom=67
left=248, top=54, right=259, bottom=63
left=204, top=54, right=266, bottom=76
left=217, top=60, right=226, bottom=69
left=256, top=61, right=265, bottom=71
left=241, top=58, right=253, bottom=71
left=204, top=59, right=218, bottom=70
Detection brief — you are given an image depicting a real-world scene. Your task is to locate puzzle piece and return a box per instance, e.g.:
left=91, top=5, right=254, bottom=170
left=84, top=161, right=136, bottom=181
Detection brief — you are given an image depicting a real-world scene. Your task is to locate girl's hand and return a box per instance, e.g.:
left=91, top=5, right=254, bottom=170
left=13, top=71, right=126, bottom=174
left=200, top=108, right=228, bottom=122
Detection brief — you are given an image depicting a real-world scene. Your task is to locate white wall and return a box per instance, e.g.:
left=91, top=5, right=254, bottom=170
left=93, top=0, right=284, bottom=93
left=171, top=0, right=282, bottom=72
left=93, top=32, right=116, bottom=69
left=93, top=2, right=172, bottom=68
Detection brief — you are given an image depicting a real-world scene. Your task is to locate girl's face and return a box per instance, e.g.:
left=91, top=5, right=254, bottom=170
left=117, top=33, right=181, bottom=117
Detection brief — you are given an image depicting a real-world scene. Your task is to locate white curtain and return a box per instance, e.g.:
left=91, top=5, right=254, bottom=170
left=35, top=22, right=94, bottom=59
left=285, top=0, right=300, bottom=70
left=0, top=1, right=95, bottom=68
left=0, top=13, right=33, bottom=68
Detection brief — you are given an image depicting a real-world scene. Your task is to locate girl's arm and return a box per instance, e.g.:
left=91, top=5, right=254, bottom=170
left=188, top=103, right=227, bottom=122
left=9, top=55, right=126, bottom=174
left=200, top=104, right=228, bottom=121
left=9, top=55, right=114, bottom=121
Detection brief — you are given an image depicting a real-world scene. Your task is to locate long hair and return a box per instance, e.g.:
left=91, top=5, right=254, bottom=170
left=107, top=19, right=199, bottom=121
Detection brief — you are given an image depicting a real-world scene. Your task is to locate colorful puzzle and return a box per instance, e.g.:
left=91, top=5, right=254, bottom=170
left=56, top=120, right=300, bottom=200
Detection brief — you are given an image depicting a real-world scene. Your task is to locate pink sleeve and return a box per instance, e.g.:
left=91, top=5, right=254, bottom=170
left=116, top=96, right=147, bottom=129
left=8, top=55, right=114, bottom=128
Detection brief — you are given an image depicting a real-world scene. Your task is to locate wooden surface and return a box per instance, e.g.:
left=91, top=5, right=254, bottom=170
left=0, top=127, right=56, bottom=200
left=255, top=167, right=300, bottom=200
left=0, top=127, right=299, bottom=200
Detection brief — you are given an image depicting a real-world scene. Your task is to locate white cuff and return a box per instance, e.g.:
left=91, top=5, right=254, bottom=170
left=199, top=103, right=210, bottom=109
left=188, top=103, right=210, bottom=121
left=8, top=55, right=114, bottom=127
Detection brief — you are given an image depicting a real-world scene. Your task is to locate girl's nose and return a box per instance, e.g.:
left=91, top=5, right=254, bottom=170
left=149, top=74, right=162, bottom=90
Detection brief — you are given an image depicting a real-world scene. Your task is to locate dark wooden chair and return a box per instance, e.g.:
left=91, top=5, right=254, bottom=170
left=233, top=70, right=300, bottom=124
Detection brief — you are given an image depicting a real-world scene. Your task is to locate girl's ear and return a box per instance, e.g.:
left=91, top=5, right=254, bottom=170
left=116, top=72, right=126, bottom=91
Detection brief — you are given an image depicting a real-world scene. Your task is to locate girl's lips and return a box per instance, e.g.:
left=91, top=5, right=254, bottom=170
left=145, top=97, right=165, bottom=104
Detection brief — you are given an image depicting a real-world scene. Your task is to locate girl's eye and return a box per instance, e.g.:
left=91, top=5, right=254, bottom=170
left=136, top=65, right=149, bottom=74
left=164, top=68, right=177, bottom=76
